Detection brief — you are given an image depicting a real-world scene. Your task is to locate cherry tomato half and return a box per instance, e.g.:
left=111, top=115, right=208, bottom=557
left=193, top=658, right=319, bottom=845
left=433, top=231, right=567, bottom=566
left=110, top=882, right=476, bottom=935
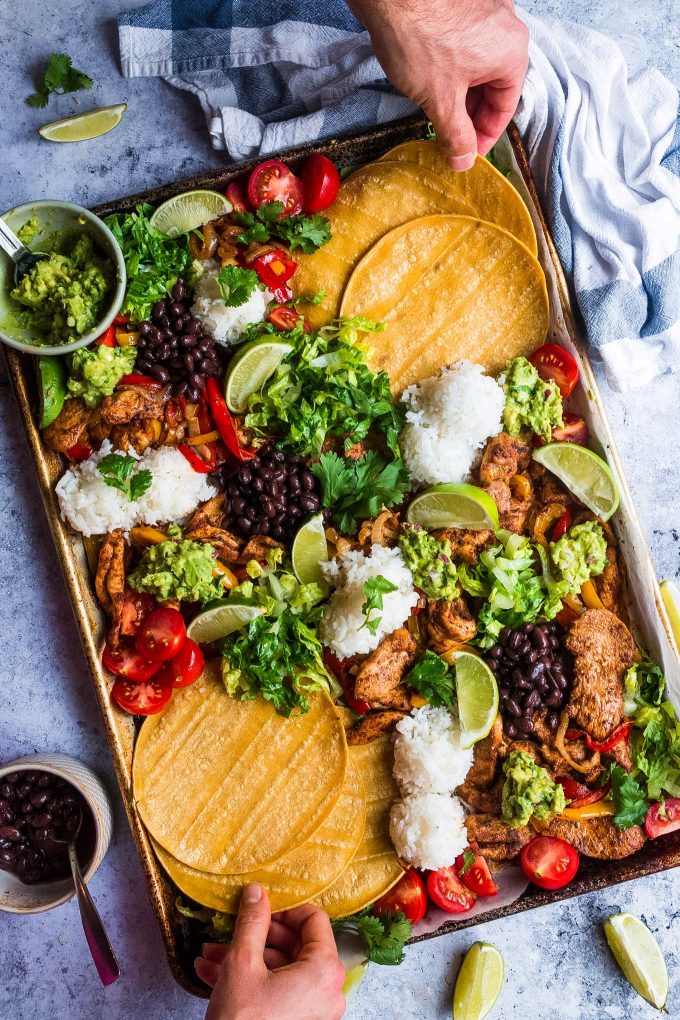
left=102, top=644, right=161, bottom=682
left=248, top=159, right=304, bottom=216
left=267, top=305, right=306, bottom=332
left=226, top=179, right=250, bottom=213
left=120, top=588, right=156, bottom=638
left=156, top=638, right=205, bottom=689
left=301, top=154, right=341, bottom=213
left=426, top=866, right=477, bottom=914
left=135, top=607, right=186, bottom=662
left=529, top=343, right=579, bottom=398
left=645, top=798, right=680, bottom=839
left=454, top=848, right=498, bottom=897
left=552, top=413, right=589, bottom=445
left=373, top=869, right=428, bottom=924
left=520, top=835, right=580, bottom=890
left=112, top=675, right=173, bottom=716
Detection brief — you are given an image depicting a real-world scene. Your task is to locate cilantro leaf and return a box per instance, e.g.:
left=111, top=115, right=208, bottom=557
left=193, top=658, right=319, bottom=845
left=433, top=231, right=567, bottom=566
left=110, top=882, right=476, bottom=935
left=332, top=909, right=411, bottom=966
left=458, top=848, right=476, bottom=876
left=232, top=202, right=331, bottom=253
left=216, top=265, right=259, bottom=307
left=97, top=453, right=152, bottom=502
left=27, top=53, right=93, bottom=107
left=404, top=651, right=456, bottom=708
left=609, top=763, right=649, bottom=829
left=311, top=450, right=410, bottom=536
left=360, top=575, right=398, bottom=635
left=130, top=469, right=153, bottom=502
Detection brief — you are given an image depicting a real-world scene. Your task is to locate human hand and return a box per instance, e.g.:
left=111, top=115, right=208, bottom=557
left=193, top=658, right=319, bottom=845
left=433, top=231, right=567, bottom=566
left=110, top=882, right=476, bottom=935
left=347, top=0, right=529, bottom=169
left=196, top=884, right=346, bottom=1020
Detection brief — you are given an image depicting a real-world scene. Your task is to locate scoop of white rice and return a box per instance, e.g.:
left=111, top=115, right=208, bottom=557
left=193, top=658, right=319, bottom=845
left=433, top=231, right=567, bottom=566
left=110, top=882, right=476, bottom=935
left=390, top=793, right=468, bottom=870
left=191, top=261, right=269, bottom=346
left=400, top=360, right=505, bottom=485
left=56, top=442, right=217, bottom=536
left=320, top=545, right=418, bottom=657
left=393, top=706, right=473, bottom=795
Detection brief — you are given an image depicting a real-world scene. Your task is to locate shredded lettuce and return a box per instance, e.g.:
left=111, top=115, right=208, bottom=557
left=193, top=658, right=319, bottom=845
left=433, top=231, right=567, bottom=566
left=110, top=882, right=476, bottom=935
left=621, top=659, right=680, bottom=803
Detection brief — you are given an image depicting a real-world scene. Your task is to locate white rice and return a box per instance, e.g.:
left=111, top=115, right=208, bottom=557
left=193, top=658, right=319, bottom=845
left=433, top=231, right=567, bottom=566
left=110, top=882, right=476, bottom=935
left=400, top=360, right=505, bottom=485
left=191, top=261, right=270, bottom=346
left=390, top=793, right=468, bottom=871
left=320, top=545, right=418, bottom=657
left=56, top=441, right=217, bottom=536
left=393, top=706, right=473, bottom=795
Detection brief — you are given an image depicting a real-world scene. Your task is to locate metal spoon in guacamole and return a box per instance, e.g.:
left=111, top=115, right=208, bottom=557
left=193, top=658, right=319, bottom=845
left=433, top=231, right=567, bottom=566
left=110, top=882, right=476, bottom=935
left=0, top=213, right=49, bottom=284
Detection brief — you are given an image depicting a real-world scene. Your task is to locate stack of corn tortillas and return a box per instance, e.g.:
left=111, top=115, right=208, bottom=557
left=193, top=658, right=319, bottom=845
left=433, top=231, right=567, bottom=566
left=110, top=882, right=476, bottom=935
left=133, top=663, right=404, bottom=916
left=292, top=139, right=547, bottom=392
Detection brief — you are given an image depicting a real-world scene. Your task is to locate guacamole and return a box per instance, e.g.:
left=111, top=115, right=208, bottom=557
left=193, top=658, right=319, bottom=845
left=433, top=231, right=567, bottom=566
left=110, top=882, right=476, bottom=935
left=128, top=527, right=221, bottom=604
left=17, top=216, right=39, bottom=245
left=66, top=344, right=137, bottom=408
left=501, top=356, right=563, bottom=442
left=502, top=750, right=566, bottom=827
left=10, top=231, right=114, bottom=346
left=550, top=521, right=607, bottom=593
left=399, top=524, right=459, bottom=601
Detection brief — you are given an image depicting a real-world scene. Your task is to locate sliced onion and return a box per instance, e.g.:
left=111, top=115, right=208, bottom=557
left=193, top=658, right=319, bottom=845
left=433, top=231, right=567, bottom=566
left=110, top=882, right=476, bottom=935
left=555, top=710, right=601, bottom=774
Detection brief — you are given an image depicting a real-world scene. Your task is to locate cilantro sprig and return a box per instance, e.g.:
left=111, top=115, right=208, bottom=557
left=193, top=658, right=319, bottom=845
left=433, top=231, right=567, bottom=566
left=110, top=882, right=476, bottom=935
left=216, top=265, right=260, bottom=307
left=232, top=201, right=331, bottom=253
left=404, top=651, right=456, bottom=708
left=458, top=849, right=476, bottom=876
left=609, top=763, right=649, bottom=829
left=332, top=909, right=412, bottom=966
left=27, top=53, right=93, bottom=108
left=312, top=450, right=410, bottom=536
left=360, top=575, right=398, bottom=636
left=97, top=453, right=152, bottom=502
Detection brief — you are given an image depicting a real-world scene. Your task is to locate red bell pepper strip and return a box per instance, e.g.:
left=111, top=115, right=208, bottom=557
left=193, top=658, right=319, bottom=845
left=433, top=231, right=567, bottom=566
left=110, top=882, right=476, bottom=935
left=113, top=312, right=131, bottom=326
left=272, top=284, right=293, bottom=305
left=584, top=721, right=633, bottom=752
left=565, top=728, right=585, bottom=741
left=205, top=376, right=256, bottom=462
left=323, top=649, right=370, bottom=715
left=118, top=373, right=162, bottom=387
left=251, top=248, right=298, bottom=292
left=65, top=441, right=94, bottom=463
left=178, top=444, right=214, bottom=473
left=551, top=508, right=572, bottom=542
left=95, top=325, right=116, bottom=347
left=556, top=775, right=611, bottom=807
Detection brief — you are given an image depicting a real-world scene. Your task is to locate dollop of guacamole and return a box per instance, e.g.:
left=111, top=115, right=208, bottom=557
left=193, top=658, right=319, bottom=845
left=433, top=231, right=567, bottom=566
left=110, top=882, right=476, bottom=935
left=501, top=356, right=563, bottom=442
left=399, top=524, right=459, bottom=601
left=10, top=231, right=114, bottom=346
left=128, top=527, right=221, bottom=604
left=550, top=521, right=607, bottom=593
left=17, top=217, right=39, bottom=245
left=66, top=344, right=137, bottom=408
left=502, top=750, right=566, bottom=828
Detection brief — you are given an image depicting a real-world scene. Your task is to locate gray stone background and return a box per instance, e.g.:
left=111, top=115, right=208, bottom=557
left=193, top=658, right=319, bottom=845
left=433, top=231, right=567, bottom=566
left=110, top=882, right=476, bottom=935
left=0, top=1, right=678, bottom=1018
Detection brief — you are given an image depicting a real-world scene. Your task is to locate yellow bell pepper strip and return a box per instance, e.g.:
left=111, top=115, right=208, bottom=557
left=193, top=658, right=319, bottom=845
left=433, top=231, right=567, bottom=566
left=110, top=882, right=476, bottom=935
left=560, top=800, right=617, bottom=820
left=533, top=504, right=567, bottom=548
left=510, top=473, right=532, bottom=501
left=186, top=430, right=220, bottom=446
left=115, top=330, right=139, bottom=347
left=581, top=578, right=605, bottom=609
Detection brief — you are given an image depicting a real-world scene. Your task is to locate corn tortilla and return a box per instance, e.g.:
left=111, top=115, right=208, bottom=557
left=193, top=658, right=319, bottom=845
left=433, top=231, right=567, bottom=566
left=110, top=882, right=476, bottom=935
left=378, top=141, right=538, bottom=255
left=314, top=734, right=404, bottom=918
left=133, top=662, right=347, bottom=874
left=151, top=757, right=365, bottom=913
left=291, top=162, right=479, bottom=329
left=340, top=214, right=549, bottom=393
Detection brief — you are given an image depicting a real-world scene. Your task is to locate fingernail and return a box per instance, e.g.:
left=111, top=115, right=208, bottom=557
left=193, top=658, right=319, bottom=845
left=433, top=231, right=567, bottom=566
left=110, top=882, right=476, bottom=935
left=450, top=151, right=477, bottom=172
left=243, top=882, right=262, bottom=905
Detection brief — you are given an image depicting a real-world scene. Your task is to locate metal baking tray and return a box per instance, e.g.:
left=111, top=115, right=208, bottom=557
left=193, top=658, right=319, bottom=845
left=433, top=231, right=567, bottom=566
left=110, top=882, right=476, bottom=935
left=5, top=116, right=680, bottom=996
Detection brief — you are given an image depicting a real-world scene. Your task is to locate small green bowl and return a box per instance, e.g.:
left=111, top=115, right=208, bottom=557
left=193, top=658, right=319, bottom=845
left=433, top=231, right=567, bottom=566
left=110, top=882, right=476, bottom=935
left=0, top=200, right=126, bottom=356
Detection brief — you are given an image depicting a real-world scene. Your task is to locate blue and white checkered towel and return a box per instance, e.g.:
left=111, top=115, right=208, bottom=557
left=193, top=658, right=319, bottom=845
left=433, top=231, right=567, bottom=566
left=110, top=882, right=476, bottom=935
left=119, top=1, right=680, bottom=393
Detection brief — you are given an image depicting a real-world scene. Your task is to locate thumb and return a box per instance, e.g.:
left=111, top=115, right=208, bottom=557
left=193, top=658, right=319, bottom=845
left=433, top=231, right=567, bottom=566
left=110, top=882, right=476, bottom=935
left=231, top=883, right=271, bottom=964
left=430, top=87, right=477, bottom=172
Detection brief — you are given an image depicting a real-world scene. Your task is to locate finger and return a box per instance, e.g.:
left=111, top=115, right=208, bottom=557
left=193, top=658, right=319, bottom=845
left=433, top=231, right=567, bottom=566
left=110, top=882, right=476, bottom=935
left=267, top=918, right=300, bottom=953
left=230, top=883, right=271, bottom=966
left=471, top=78, right=525, bottom=156
left=264, top=947, right=291, bottom=970
left=279, top=904, right=337, bottom=952
left=202, top=943, right=229, bottom=965
left=429, top=88, right=477, bottom=172
left=195, top=957, right=220, bottom=988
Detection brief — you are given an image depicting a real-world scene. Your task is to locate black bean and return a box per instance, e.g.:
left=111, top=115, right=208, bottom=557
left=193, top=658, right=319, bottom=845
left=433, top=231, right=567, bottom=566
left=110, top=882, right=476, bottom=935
left=0, top=826, right=22, bottom=842
left=252, top=476, right=264, bottom=493
left=183, top=354, right=195, bottom=371
left=238, top=516, right=252, bottom=532
left=547, top=712, right=560, bottom=730
left=0, top=849, right=17, bottom=870
left=149, top=365, right=171, bottom=383
left=505, top=721, right=519, bottom=739
left=506, top=698, right=523, bottom=718
left=152, top=300, right=167, bottom=319
left=185, top=317, right=201, bottom=336
left=545, top=690, right=563, bottom=707
left=190, top=372, right=204, bottom=389
left=187, top=387, right=201, bottom=402
left=238, top=467, right=253, bottom=486
left=525, top=690, right=541, bottom=712
left=528, top=662, right=545, bottom=680
left=1, top=784, right=15, bottom=801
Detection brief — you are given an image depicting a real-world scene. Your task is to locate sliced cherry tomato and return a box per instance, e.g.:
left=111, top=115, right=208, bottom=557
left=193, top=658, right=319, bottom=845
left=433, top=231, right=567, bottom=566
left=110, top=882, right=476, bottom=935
left=551, top=508, right=572, bottom=542
left=112, top=674, right=173, bottom=715
left=156, top=638, right=204, bottom=688
left=585, top=721, right=633, bottom=752
left=645, top=798, right=680, bottom=839
left=373, top=869, right=427, bottom=924
left=301, top=154, right=341, bottom=213
left=267, top=306, right=305, bottom=332
left=454, top=848, right=498, bottom=897
left=205, top=376, right=256, bottom=462
left=113, top=312, right=130, bottom=326
left=118, top=373, right=162, bottom=388
left=226, top=179, right=250, bottom=213
left=552, top=413, right=589, bottom=445
left=64, top=441, right=94, bottom=463
left=95, top=325, right=116, bottom=347
left=529, top=343, right=579, bottom=398
left=120, top=588, right=156, bottom=638
left=102, top=643, right=161, bottom=682
left=427, top=866, right=477, bottom=913
left=556, top=776, right=611, bottom=808
left=135, top=607, right=186, bottom=662
left=520, top=835, right=580, bottom=890
left=247, top=159, right=304, bottom=216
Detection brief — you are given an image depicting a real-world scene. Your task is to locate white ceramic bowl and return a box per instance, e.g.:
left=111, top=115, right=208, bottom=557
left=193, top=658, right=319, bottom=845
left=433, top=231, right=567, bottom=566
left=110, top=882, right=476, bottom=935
left=0, top=753, right=113, bottom=914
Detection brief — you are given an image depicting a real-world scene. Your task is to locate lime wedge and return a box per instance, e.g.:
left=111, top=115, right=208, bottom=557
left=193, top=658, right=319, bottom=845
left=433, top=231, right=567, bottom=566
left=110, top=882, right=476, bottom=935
left=453, top=651, right=499, bottom=749
left=149, top=190, right=232, bottom=238
left=225, top=337, right=293, bottom=413
left=291, top=513, right=329, bottom=587
left=186, top=598, right=264, bottom=644
left=532, top=443, right=620, bottom=521
left=38, top=104, right=127, bottom=142
left=343, top=960, right=369, bottom=999
left=407, top=484, right=499, bottom=531
left=453, top=942, right=504, bottom=1020
left=38, top=355, right=66, bottom=428
left=604, top=912, right=668, bottom=1009
left=660, top=579, right=680, bottom=650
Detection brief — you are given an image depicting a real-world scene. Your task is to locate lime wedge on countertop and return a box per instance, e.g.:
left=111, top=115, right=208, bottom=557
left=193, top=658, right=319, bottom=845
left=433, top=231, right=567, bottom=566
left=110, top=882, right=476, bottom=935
left=292, top=513, right=329, bottom=588
left=149, top=189, right=232, bottom=237
left=406, top=484, right=499, bottom=531
left=532, top=443, right=620, bottom=521
left=336, top=932, right=370, bottom=1002
left=186, top=598, right=264, bottom=644
left=453, top=652, right=499, bottom=749
left=38, top=104, right=127, bottom=142
left=604, top=912, right=668, bottom=1009
left=225, top=337, right=293, bottom=413
left=660, top=580, right=680, bottom=649
left=38, top=355, right=66, bottom=428
left=453, top=942, right=504, bottom=1020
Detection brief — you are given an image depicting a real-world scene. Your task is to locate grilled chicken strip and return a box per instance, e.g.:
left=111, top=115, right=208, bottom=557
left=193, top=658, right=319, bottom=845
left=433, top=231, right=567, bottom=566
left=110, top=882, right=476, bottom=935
left=426, top=596, right=476, bottom=652
left=354, top=628, right=417, bottom=707
left=565, top=608, right=636, bottom=742
left=238, top=536, right=286, bottom=565
left=465, top=813, right=533, bottom=861
left=479, top=432, right=532, bottom=486
left=433, top=528, right=495, bottom=565
left=43, top=398, right=90, bottom=454
left=346, top=711, right=407, bottom=745
left=186, top=493, right=227, bottom=533
left=185, top=525, right=242, bottom=564
left=544, top=816, right=646, bottom=859
left=95, top=530, right=128, bottom=650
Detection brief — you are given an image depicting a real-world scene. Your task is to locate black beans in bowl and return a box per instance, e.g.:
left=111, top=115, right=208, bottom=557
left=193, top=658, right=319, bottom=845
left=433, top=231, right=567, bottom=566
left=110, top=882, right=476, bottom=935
left=485, top=621, right=573, bottom=738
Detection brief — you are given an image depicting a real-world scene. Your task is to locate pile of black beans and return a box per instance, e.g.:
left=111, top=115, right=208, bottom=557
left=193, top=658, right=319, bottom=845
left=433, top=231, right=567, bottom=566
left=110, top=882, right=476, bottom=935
left=486, top=621, right=572, bottom=737
left=135, top=278, right=223, bottom=401
left=0, top=771, right=93, bottom=885
left=220, top=447, right=321, bottom=542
